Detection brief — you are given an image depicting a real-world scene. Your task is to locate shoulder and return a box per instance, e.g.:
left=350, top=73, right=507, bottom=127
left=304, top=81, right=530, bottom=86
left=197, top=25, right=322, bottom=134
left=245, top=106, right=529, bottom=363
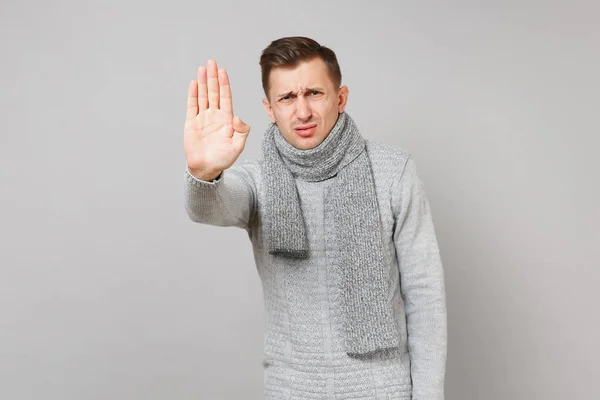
left=222, top=158, right=262, bottom=190
left=235, top=158, right=261, bottom=175
left=365, top=139, right=413, bottom=183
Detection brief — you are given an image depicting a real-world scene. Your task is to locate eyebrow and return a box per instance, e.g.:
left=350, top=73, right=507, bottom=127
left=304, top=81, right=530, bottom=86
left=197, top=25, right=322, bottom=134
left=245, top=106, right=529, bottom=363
left=276, top=87, right=326, bottom=99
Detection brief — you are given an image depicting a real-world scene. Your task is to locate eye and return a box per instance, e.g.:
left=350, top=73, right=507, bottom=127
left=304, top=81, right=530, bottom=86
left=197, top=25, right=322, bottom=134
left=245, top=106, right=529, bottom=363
left=310, top=90, right=321, bottom=95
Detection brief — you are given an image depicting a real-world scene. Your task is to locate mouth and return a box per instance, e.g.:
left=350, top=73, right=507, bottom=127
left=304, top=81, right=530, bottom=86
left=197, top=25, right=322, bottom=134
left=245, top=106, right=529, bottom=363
left=294, top=124, right=317, bottom=138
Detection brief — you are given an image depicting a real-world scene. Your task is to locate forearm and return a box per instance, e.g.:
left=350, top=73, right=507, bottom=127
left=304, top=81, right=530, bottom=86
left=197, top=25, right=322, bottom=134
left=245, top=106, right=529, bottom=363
left=402, top=250, right=447, bottom=400
left=184, top=163, right=256, bottom=229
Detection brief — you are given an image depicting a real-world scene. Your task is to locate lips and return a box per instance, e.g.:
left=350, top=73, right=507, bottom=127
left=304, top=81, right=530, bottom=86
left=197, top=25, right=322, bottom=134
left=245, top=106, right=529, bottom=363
left=294, top=124, right=317, bottom=138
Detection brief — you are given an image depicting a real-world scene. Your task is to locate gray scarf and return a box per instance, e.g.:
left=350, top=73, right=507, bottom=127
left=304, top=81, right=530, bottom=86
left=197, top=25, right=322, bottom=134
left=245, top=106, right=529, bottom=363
left=261, top=112, right=400, bottom=356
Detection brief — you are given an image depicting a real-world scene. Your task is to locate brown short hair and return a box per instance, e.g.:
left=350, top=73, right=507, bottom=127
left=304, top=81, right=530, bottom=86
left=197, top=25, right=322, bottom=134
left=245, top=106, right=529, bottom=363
left=260, top=36, right=342, bottom=98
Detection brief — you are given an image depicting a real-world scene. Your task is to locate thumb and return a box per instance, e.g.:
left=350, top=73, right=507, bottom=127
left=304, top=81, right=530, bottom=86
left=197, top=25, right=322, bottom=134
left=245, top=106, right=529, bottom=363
left=232, top=130, right=249, bottom=153
left=232, top=116, right=250, bottom=152
left=233, top=116, right=250, bottom=135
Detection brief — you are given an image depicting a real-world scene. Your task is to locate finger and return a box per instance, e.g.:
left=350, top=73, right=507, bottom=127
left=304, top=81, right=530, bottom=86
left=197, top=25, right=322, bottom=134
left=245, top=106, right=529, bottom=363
left=197, top=66, right=208, bottom=111
left=219, top=68, right=233, bottom=114
left=233, top=116, right=250, bottom=134
left=206, top=59, right=219, bottom=109
left=232, top=129, right=249, bottom=153
left=186, top=80, right=198, bottom=120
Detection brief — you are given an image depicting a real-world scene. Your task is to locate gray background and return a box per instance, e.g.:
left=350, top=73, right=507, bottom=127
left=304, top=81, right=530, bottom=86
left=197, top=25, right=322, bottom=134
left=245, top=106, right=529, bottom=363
left=1, top=0, right=599, bottom=399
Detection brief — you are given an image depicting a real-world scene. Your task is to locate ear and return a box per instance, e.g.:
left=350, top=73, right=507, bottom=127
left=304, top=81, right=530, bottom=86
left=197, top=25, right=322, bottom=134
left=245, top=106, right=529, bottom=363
left=262, top=98, right=276, bottom=123
left=337, top=85, right=349, bottom=113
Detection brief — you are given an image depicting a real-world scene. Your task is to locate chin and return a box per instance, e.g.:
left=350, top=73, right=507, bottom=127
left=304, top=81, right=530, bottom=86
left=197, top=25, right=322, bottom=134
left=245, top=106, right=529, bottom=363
left=295, top=137, right=324, bottom=150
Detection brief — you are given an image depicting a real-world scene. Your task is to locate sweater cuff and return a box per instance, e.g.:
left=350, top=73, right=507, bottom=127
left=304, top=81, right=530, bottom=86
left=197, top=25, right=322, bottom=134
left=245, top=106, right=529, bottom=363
left=185, top=167, right=223, bottom=186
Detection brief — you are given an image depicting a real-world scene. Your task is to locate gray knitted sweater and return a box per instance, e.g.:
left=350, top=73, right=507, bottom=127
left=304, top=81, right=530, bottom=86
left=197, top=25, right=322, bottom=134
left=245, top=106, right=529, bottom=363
left=184, top=140, right=447, bottom=400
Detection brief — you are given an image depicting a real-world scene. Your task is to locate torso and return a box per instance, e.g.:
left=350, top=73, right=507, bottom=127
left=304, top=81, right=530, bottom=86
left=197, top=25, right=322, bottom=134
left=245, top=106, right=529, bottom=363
left=245, top=141, right=413, bottom=399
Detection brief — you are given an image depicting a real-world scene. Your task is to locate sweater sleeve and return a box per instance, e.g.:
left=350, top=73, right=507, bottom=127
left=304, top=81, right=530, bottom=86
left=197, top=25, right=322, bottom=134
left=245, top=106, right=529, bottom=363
left=392, top=156, right=448, bottom=400
left=184, top=162, right=257, bottom=230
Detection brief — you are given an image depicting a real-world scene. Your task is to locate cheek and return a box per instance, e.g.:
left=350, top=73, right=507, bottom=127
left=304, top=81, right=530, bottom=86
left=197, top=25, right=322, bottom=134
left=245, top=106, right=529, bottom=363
left=319, top=102, right=337, bottom=122
left=273, top=106, right=292, bottom=121
left=318, top=98, right=336, bottom=115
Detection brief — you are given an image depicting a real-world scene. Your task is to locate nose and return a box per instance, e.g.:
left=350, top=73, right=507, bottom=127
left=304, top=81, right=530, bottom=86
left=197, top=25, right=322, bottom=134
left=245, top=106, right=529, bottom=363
left=295, top=95, right=312, bottom=121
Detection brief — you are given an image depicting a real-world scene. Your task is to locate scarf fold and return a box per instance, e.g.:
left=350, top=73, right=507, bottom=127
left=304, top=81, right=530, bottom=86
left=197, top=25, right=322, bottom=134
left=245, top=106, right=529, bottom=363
left=261, top=112, right=400, bottom=356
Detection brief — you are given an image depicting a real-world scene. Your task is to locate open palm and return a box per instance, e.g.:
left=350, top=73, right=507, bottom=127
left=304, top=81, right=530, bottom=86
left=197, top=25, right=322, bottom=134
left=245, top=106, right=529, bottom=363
left=184, top=59, right=250, bottom=180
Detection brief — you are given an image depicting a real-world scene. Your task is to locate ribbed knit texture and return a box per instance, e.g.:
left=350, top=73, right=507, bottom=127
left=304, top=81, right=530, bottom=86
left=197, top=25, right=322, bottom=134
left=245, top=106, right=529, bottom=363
left=262, top=112, right=399, bottom=356
left=184, top=138, right=448, bottom=400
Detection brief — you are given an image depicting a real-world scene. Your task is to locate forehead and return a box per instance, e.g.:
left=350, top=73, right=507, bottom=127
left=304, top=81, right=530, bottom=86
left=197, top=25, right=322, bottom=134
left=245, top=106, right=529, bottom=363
left=268, top=58, right=335, bottom=94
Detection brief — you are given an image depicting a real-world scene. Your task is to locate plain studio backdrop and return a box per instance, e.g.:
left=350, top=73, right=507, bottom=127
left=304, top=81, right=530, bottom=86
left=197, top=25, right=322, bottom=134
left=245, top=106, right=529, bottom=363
left=1, top=0, right=599, bottom=399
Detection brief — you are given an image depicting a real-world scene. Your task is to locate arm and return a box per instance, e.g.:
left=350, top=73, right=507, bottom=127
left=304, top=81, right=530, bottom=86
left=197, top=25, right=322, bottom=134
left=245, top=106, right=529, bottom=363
left=184, top=162, right=256, bottom=230
left=183, top=59, right=253, bottom=229
left=392, top=156, right=448, bottom=400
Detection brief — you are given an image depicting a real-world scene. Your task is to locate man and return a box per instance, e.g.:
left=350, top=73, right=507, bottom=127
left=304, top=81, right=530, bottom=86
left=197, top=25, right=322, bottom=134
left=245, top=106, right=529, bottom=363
left=183, top=37, right=447, bottom=400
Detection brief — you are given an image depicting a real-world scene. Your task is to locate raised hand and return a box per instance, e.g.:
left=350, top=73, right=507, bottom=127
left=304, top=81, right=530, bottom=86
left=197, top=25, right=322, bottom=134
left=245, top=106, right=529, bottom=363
left=184, top=59, right=250, bottom=181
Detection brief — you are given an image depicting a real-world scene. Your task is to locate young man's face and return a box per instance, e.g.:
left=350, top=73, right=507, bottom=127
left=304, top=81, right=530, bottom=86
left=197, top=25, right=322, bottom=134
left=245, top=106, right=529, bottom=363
left=262, top=57, right=349, bottom=150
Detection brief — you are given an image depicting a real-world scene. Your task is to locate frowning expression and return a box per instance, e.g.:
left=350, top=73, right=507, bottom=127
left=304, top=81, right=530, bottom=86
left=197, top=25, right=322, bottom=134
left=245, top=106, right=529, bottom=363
left=262, top=57, right=349, bottom=150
